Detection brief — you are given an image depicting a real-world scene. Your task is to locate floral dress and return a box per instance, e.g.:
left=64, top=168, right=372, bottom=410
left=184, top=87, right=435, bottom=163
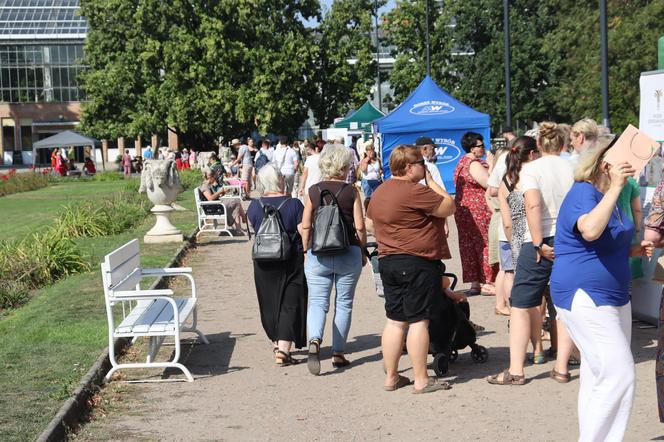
left=453, top=156, right=497, bottom=284
left=645, top=179, right=664, bottom=422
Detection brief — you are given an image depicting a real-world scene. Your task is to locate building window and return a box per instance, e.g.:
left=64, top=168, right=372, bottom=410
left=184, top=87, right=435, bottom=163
left=0, top=44, right=87, bottom=104
left=2, top=126, right=15, bottom=151
left=21, top=125, right=32, bottom=151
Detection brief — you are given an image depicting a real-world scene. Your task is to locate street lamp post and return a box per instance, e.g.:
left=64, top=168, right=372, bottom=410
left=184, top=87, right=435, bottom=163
left=425, top=0, right=431, bottom=76
left=599, top=0, right=610, bottom=130
left=375, top=0, right=382, bottom=111
left=503, top=0, right=512, bottom=128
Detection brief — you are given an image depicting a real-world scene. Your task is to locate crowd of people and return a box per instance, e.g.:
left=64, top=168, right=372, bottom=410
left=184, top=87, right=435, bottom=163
left=190, top=120, right=663, bottom=439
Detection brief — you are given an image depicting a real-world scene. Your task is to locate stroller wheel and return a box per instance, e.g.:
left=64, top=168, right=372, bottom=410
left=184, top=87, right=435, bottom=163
left=433, top=353, right=449, bottom=377
left=449, top=350, right=458, bottom=362
left=471, top=345, right=489, bottom=363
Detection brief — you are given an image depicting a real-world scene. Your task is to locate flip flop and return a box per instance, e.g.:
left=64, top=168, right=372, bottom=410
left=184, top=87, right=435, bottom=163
left=412, top=377, right=451, bottom=394
left=384, top=375, right=411, bottom=391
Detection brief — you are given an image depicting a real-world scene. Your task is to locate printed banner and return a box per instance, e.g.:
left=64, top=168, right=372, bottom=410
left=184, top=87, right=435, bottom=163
left=640, top=70, right=664, bottom=141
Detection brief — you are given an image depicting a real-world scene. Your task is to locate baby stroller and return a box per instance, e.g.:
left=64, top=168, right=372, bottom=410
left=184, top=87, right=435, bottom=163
left=364, top=242, right=488, bottom=377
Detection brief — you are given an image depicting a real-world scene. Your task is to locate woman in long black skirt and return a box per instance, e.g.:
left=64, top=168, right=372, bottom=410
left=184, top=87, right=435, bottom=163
left=247, top=164, right=307, bottom=365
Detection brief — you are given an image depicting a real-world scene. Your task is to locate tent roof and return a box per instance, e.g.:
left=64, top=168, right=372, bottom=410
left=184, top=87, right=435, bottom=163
left=374, top=76, right=490, bottom=133
left=33, top=130, right=101, bottom=149
left=334, top=100, right=385, bottom=130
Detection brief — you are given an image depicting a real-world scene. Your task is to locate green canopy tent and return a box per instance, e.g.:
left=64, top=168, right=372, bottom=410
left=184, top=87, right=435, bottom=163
left=333, top=100, right=385, bottom=134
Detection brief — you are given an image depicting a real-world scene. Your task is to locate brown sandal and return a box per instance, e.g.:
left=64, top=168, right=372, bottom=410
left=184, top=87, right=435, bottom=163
left=550, top=368, right=571, bottom=383
left=275, top=350, right=300, bottom=366
left=487, top=369, right=525, bottom=385
left=332, top=353, right=351, bottom=368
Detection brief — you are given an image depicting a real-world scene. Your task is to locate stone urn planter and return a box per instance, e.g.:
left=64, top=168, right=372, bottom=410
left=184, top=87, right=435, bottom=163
left=139, top=159, right=183, bottom=243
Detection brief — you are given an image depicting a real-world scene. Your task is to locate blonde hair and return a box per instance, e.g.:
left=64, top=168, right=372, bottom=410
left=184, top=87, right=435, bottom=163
left=571, top=118, right=599, bottom=143
left=319, top=144, right=351, bottom=179
left=537, top=122, right=565, bottom=154
left=573, top=136, right=614, bottom=182
left=256, top=164, right=284, bottom=194
left=389, top=145, right=422, bottom=176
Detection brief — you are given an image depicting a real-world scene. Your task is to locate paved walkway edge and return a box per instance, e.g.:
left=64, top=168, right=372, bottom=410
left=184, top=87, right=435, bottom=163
left=36, top=229, right=199, bottom=442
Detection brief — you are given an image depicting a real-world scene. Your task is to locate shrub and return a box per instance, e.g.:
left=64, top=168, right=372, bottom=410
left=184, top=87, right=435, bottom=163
left=179, top=168, right=203, bottom=191
left=0, top=169, right=51, bottom=197
left=0, top=232, right=90, bottom=309
left=53, top=191, right=150, bottom=239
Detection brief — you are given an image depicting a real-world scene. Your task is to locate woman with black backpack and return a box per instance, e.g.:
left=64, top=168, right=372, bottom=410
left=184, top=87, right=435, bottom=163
left=301, top=144, right=367, bottom=376
left=247, top=164, right=307, bottom=366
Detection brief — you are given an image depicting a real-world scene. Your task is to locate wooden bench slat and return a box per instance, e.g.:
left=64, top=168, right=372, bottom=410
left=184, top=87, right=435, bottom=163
left=115, top=300, right=153, bottom=334
left=111, top=269, right=142, bottom=293
left=108, top=254, right=141, bottom=286
left=148, top=299, right=196, bottom=333
left=105, top=239, right=140, bottom=269
left=130, top=299, right=171, bottom=333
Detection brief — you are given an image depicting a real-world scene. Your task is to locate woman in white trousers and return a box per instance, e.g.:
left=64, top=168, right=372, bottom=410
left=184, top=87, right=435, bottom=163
left=550, top=140, right=653, bottom=441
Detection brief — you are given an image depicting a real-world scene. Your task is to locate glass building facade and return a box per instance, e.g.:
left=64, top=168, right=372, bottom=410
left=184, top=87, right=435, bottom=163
left=0, top=0, right=88, bottom=104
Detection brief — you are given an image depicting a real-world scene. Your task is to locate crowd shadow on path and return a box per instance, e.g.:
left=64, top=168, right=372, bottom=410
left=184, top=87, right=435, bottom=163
left=162, top=332, right=253, bottom=380
left=196, top=238, right=250, bottom=247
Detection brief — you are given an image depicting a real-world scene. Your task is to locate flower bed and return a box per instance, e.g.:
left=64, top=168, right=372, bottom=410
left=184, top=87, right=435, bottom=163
left=0, top=168, right=51, bottom=197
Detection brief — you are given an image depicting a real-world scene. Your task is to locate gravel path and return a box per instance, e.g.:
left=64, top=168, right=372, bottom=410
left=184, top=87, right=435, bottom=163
left=81, top=222, right=661, bottom=441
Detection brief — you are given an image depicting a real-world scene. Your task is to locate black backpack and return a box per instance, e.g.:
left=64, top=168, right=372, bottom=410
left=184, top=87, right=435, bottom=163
left=311, top=184, right=353, bottom=255
left=255, top=151, right=270, bottom=171
left=252, top=199, right=293, bottom=262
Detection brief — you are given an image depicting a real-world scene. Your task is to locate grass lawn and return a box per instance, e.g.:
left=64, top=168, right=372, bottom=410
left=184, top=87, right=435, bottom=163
left=1, top=180, right=130, bottom=241
left=0, top=180, right=197, bottom=441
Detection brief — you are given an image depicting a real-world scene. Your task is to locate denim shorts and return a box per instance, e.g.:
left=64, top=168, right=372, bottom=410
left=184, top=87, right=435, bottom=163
left=499, top=241, right=514, bottom=272
left=379, top=254, right=442, bottom=323
left=511, top=237, right=554, bottom=309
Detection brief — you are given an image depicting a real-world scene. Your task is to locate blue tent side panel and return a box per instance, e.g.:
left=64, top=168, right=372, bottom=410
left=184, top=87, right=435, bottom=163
left=381, top=128, right=491, bottom=193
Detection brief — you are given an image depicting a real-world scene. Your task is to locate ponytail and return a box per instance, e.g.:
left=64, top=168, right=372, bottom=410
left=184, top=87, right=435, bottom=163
left=505, top=136, right=538, bottom=187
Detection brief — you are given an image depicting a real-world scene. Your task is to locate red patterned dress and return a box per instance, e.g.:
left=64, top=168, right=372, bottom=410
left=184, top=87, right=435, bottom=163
left=453, top=155, right=497, bottom=284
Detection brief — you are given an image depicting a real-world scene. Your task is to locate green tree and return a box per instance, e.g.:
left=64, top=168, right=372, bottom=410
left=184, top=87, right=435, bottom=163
left=308, top=0, right=384, bottom=128
left=80, top=0, right=319, bottom=146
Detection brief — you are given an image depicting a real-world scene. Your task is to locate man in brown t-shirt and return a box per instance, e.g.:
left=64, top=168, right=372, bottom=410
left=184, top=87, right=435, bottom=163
left=367, top=145, right=455, bottom=394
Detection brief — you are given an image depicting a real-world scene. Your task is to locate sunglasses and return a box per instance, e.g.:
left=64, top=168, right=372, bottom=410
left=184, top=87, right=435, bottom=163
left=410, top=159, right=425, bottom=165
left=474, top=143, right=485, bottom=149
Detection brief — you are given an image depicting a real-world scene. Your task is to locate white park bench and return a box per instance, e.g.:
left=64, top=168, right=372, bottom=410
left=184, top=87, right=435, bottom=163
left=194, top=188, right=236, bottom=238
left=101, top=239, right=208, bottom=382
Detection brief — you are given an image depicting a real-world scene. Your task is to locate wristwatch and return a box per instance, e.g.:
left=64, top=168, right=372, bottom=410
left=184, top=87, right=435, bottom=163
left=533, top=242, right=544, bottom=251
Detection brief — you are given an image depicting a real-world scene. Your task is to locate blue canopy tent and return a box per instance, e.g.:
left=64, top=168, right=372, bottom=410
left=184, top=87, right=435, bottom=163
left=374, top=76, right=491, bottom=192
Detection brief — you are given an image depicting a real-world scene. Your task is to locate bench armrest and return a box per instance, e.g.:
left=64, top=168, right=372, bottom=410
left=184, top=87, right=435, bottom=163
left=142, top=267, right=192, bottom=276
left=112, top=288, right=174, bottom=298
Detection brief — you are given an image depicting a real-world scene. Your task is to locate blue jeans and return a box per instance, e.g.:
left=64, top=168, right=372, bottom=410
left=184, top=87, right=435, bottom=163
left=305, top=246, right=362, bottom=353
left=361, top=179, right=381, bottom=198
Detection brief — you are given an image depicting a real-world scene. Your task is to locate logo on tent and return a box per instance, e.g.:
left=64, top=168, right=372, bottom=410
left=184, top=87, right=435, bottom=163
left=433, top=138, right=461, bottom=164
left=409, top=100, right=455, bottom=116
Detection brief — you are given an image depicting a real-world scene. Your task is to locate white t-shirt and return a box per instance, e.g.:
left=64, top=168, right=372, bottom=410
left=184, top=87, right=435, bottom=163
left=419, top=160, right=446, bottom=190
left=363, top=160, right=381, bottom=181
left=488, top=153, right=508, bottom=241
left=304, top=154, right=322, bottom=192
left=519, top=155, right=574, bottom=242
left=274, top=146, right=298, bottom=176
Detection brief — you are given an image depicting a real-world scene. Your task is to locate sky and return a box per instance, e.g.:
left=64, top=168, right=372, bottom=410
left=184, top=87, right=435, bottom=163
left=303, top=0, right=397, bottom=27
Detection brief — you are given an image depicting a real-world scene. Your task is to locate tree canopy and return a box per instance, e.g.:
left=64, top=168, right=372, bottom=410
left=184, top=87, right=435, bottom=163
left=383, top=0, right=664, bottom=132
left=79, top=0, right=381, bottom=145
